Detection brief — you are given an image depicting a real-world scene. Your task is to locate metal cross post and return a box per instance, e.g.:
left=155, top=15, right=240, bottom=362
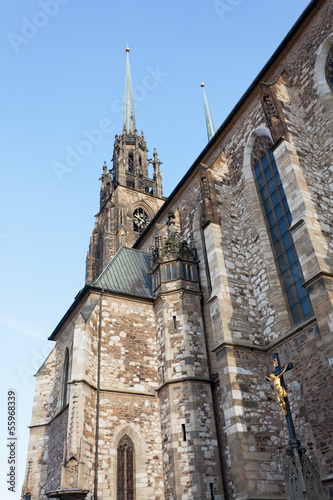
left=267, top=353, right=300, bottom=453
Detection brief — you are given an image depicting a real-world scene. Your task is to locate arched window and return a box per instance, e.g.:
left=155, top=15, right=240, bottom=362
left=252, top=136, right=312, bottom=325
left=117, top=435, right=135, bottom=500
left=62, top=348, right=71, bottom=408
left=128, top=151, right=134, bottom=173
left=325, top=46, right=333, bottom=90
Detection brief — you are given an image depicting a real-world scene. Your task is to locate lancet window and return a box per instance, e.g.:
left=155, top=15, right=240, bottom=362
left=117, top=435, right=135, bottom=500
left=252, top=136, right=312, bottom=324
left=128, top=151, right=134, bottom=173
left=61, top=348, right=71, bottom=408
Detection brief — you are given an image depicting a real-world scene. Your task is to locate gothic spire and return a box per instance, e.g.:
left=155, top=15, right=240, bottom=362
left=201, top=82, right=215, bottom=142
left=123, top=45, right=136, bottom=134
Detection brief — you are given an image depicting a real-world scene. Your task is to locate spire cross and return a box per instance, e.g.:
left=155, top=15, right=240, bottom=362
left=266, top=353, right=300, bottom=452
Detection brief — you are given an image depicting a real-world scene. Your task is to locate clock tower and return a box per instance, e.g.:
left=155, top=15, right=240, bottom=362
left=85, top=47, right=164, bottom=284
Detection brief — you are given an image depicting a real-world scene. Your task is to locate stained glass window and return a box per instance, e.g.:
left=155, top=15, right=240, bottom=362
left=252, top=136, right=312, bottom=324
left=117, top=435, right=135, bottom=500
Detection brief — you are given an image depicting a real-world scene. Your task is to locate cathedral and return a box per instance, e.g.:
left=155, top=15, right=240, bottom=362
left=22, top=0, right=333, bottom=498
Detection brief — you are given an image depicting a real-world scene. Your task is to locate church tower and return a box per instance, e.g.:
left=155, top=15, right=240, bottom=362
left=85, top=46, right=164, bottom=284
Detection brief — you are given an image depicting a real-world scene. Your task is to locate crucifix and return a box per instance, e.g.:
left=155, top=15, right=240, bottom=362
left=266, top=353, right=300, bottom=451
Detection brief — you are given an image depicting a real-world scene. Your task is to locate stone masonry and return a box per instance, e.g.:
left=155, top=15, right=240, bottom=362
left=23, top=1, right=333, bottom=499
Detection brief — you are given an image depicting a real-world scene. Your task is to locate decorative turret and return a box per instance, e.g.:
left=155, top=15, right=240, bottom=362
left=201, top=82, right=215, bottom=142
left=99, top=161, right=112, bottom=210
left=150, top=211, right=198, bottom=293
left=151, top=210, right=224, bottom=497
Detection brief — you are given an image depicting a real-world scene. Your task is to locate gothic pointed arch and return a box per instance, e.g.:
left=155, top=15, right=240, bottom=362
left=117, top=434, right=135, bottom=500
left=243, top=127, right=297, bottom=337
left=109, top=423, right=147, bottom=500
left=251, top=135, right=312, bottom=324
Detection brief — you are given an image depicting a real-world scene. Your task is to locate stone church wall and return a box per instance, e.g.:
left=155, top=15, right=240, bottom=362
left=136, top=1, right=333, bottom=497
left=76, top=293, right=164, bottom=499
left=23, top=320, right=75, bottom=497
left=23, top=1, right=333, bottom=498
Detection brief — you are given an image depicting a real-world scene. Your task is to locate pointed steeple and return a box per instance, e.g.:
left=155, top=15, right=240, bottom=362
left=123, top=45, right=136, bottom=133
left=201, top=82, right=215, bottom=142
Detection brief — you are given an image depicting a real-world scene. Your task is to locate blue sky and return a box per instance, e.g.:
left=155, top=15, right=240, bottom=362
left=0, top=0, right=310, bottom=496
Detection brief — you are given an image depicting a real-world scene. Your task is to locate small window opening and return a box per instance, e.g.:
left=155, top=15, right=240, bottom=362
left=182, top=263, right=193, bottom=280
left=128, top=151, right=134, bottom=173
left=166, top=263, right=176, bottom=281
left=173, top=316, right=177, bottom=330
left=210, top=483, right=214, bottom=499
left=62, top=349, right=71, bottom=408
left=182, top=424, right=186, bottom=442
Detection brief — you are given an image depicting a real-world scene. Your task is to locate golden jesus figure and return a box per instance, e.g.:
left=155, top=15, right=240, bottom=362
left=266, top=364, right=288, bottom=416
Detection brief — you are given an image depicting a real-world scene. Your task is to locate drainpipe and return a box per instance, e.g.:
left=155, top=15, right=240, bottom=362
left=94, top=290, right=104, bottom=500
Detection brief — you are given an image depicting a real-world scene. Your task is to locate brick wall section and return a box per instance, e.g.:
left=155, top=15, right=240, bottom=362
left=82, top=392, right=164, bottom=499
left=154, top=285, right=224, bottom=498
left=46, top=409, right=69, bottom=492
left=23, top=320, right=74, bottom=498
left=278, top=322, right=333, bottom=478
left=77, top=293, right=164, bottom=498
left=214, top=346, right=285, bottom=499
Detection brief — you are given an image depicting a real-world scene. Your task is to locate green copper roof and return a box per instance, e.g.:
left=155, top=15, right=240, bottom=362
left=93, top=247, right=154, bottom=298
left=201, top=84, right=215, bottom=142
left=123, top=49, right=136, bottom=133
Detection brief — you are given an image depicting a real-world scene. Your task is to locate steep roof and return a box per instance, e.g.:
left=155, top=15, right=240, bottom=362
left=49, top=247, right=153, bottom=340
left=93, top=246, right=154, bottom=298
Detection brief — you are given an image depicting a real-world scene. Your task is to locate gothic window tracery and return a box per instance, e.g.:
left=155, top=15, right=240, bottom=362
left=252, top=136, right=312, bottom=324
left=128, top=151, right=134, bottom=173
left=117, top=435, right=135, bottom=500
left=325, top=46, right=333, bottom=90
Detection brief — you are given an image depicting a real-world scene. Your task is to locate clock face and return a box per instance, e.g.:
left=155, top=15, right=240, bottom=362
left=133, top=208, right=150, bottom=232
